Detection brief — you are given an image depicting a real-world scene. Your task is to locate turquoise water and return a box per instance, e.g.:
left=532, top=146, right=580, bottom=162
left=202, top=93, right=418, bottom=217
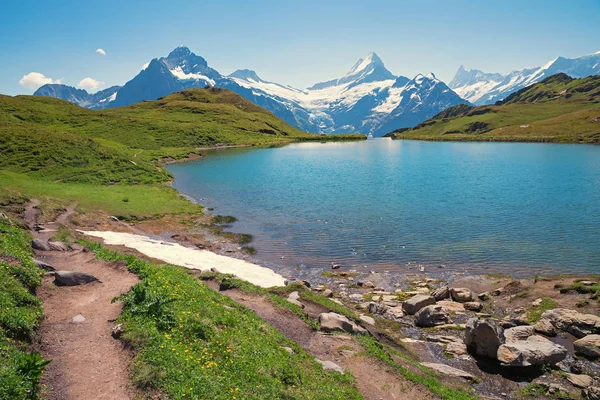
left=167, top=140, right=600, bottom=276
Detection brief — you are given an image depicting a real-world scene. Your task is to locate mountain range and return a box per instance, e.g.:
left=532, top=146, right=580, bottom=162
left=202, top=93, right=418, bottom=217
left=34, top=47, right=466, bottom=137
left=449, top=51, right=600, bottom=105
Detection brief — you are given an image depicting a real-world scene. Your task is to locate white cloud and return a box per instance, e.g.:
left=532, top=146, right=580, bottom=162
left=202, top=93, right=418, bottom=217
left=142, top=62, right=150, bottom=70
left=96, top=48, right=106, bottom=56
left=19, top=72, right=60, bottom=90
left=78, top=77, right=104, bottom=90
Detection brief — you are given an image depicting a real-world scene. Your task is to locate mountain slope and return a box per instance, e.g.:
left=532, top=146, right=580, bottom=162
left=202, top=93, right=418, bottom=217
left=0, top=87, right=322, bottom=185
left=33, top=47, right=467, bottom=136
left=450, top=51, right=600, bottom=105
left=390, top=73, right=600, bottom=143
left=34, top=84, right=121, bottom=109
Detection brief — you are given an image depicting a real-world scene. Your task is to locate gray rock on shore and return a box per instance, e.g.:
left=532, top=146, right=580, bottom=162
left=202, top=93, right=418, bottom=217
left=574, top=334, right=600, bottom=359
left=497, top=336, right=567, bottom=367
left=450, top=287, right=473, bottom=303
left=415, top=305, right=450, bottom=327
left=536, top=308, right=600, bottom=338
left=465, top=318, right=505, bottom=358
left=431, top=286, right=450, bottom=301
left=402, top=295, right=435, bottom=315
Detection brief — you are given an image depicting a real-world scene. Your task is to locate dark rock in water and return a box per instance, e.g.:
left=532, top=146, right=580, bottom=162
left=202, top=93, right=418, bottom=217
left=46, top=271, right=101, bottom=286
left=32, top=259, right=56, bottom=271
left=31, top=239, right=51, bottom=251
left=465, top=318, right=505, bottom=358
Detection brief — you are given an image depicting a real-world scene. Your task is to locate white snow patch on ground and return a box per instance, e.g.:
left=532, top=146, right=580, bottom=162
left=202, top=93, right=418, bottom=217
left=78, top=231, right=287, bottom=288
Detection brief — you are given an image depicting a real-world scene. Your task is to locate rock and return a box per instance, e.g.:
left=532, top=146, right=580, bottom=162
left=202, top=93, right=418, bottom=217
left=288, top=298, right=304, bottom=308
left=383, top=306, right=404, bottom=321
left=582, top=386, right=600, bottom=400
left=491, top=288, right=503, bottom=296
left=313, top=285, right=325, bottom=292
left=531, top=298, right=543, bottom=307
left=31, top=239, right=51, bottom=251
left=574, top=335, right=600, bottom=358
left=537, top=308, right=600, bottom=338
left=431, top=286, right=450, bottom=300
left=546, top=383, right=569, bottom=396
left=450, top=288, right=473, bottom=303
left=465, top=318, right=505, bottom=358
left=32, top=258, right=55, bottom=271
left=415, top=305, right=450, bottom=327
left=504, top=326, right=535, bottom=341
left=112, top=324, right=124, bottom=339
left=579, top=281, right=596, bottom=286
left=359, top=281, right=375, bottom=288
left=478, top=292, right=491, bottom=301
left=402, top=295, right=436, bottom=315
left=322, top=289, right=333, bottom=298
left=383, top=300, right=400, bottom=307
left=497, top=336, right=567, bottom=367
left=331, top=263, right=341, bottom=269
left=300, top=280, right=311, bottom=288
left=421, top=363, right=475, bottom=380
left=282, top=346, right=295, bottom=354
left=72, top=314, right=86, bottom=323
left=318, top=312, right=366, bottom=334
left=381, top=295, right=397, bottom=302
left=287, top=292, right=304, bottom=308
left=566, top=373, right=594, bottom=388
left=426, top=335, right=458, bottom=344
left=500, top=315, right=529, bottom=329
left=109, top=215, right=119, bottom=221
left=360, top=315, right=375, bottom=325
left=315, top=359, right=344, bottom=374
left=446, top=341, right=468, bottom=356
left=47, top=271, right=101, bottom=286
left=534, top=318, right=557, bottom=336
left=348, top=293, right=364, bottom=302
left=48, top=241, right=69, bottom=251
left=464, top=302, right=483, bottom=312
left=437, top=300, right=465, bottom=313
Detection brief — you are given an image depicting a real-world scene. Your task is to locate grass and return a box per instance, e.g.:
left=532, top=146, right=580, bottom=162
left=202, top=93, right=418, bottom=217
left=80, top=239, right=362, bottom=399
left=357, top=336, right=478, bottom=400
left=526, top=297, right=557, bottom=324
left=0, top=218, right=48, bottom=399
left=391, top=74, right=600, bottom=143
left=559, top=281, right=600, bottom=301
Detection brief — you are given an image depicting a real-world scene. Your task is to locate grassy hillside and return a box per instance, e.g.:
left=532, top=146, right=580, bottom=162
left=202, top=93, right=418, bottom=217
left=389, top=73, right=600, bottom=143
left=0, top=87, right=362, bottom=219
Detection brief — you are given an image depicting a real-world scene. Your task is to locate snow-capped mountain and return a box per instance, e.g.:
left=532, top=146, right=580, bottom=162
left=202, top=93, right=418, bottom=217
left=34, top=84, right=121, bottom=109
left=450, top=51, right=600, bottom=105
left=33, top=46, right=467, bottom=136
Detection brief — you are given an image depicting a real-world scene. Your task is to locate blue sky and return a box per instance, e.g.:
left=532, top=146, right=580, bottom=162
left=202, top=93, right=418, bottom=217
left=2, top=0, right=599, bottom=95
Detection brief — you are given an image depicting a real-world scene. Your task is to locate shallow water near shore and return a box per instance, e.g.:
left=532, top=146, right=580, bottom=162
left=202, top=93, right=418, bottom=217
left=167, top=139, right=600, bottom=277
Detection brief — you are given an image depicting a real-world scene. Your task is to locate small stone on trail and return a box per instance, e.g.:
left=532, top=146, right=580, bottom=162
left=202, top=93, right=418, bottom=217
left=72, top=314, right=86, bottom=323
left=47, top=271, right=101, bottom=286
left=315, top=359, right=344, bottom=374
left=112, top=324, right=124, bottom=339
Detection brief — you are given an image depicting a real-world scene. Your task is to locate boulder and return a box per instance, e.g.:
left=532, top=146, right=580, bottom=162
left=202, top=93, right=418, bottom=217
left=402, top=295, right=435, bottom=315
left=504, top=325, right=535, bottom=341
left=368, top=302, right=389, bottom=315
left=465, top=318, right=505, bottom=358
left=31, top=239, right=51, bottom=251
left=450, top=287, right=473, bottom=303
left=322, top=289, right=333, bottom=298
left=318, top=312, right=366, bottom=334
left=359, top=281, right=375, bottom=288
left=288, top=291, right=305, bottom=308
left=478, top=292, right=491, bottom=301
left=48, top=241, right=69, bottom=251
left=360, top=315, right=375, bottom=325
left=534, top=318, right=557, bottom=337
left=582, top=386, right=600, bottom=400
left=537, top=308, right=600, bottom=338
left=431, top=286, right=450, bottom=300
left=426, top=335, right=467, bottom=356
left=438, top=300, right=465, bottom=313
left=32, top=258, right=55, bottom=271
left=574, top=334, right=600, bottom=359
left=383, top=306, right=404, bottom=321
left=315, top=359, right=344, bottom=374
left=421, top=363, right=475, bottom=380
left=46, top=271, right=101, bottom=286
left=497, top=336, right=567, bottom=367
left=415, top=305, right=450, bottom=327
left=566, top=373, right=594, bottom=388
left=464, top=302, right=483, bottom=312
